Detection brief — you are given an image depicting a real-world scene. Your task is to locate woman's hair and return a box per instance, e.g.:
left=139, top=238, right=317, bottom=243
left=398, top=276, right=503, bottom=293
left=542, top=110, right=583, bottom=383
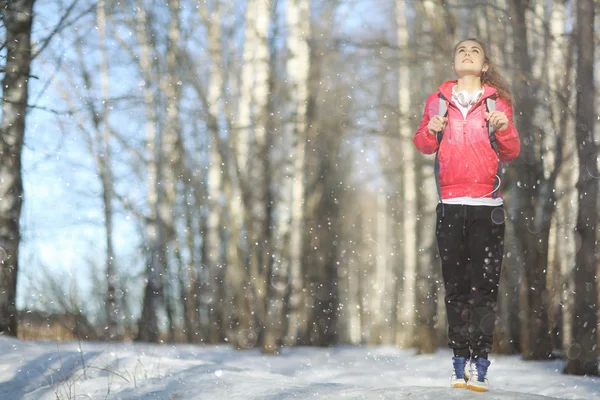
left=453, top=38, right=514, bottom=105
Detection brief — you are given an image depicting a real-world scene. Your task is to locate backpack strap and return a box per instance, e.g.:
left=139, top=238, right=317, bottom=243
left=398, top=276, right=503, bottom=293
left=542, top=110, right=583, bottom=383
left=435, top=93, right=448, bottom=210
left=486, top=97, right=502, bottom=199
left=436, top=94, right=448, bottom=145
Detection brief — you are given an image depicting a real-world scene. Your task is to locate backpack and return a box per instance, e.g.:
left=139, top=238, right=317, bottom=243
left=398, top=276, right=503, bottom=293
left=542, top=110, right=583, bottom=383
left=434, top=93, right=502, bottom=203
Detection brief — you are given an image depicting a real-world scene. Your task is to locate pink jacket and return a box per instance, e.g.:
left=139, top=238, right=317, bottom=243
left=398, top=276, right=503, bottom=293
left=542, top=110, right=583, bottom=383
left=414, top=81, right=520, bottom=199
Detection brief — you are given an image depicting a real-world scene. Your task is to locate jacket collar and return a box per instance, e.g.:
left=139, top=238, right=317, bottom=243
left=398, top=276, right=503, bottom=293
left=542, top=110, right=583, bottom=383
left=438, top=80, right=497, bottom=101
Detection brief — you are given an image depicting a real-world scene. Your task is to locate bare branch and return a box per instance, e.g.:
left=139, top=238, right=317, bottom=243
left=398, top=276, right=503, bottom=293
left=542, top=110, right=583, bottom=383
left=32, top=0, right=94, bottom=60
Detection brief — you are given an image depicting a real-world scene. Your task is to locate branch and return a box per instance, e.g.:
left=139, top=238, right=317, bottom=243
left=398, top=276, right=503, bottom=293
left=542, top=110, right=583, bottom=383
left=32, top=1, right=95, bottom=60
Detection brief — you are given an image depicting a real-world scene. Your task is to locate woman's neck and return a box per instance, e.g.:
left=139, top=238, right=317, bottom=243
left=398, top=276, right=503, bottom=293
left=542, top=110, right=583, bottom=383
left=456, top=76, right=483, bottom=93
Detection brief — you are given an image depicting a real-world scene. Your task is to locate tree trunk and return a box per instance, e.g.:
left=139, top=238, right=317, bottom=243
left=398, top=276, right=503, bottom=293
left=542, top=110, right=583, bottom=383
left=508, top=0, right=554, bottom=360
left=0, top=0, right=34, bottom=336
left=137, top=4, right=164, bottom=343
left=414, top=158, right=438, bottom=354
left=246, top=0, right=273, bottom=346
left=200, top=0, right=227, bottom=344
left=395, top=0, right=416, bottom=348
left=182, top=182, right=202, bottom=343
left=263, top=0, right=310, bottom=354
left=304, top=134, right=341, bottom=347
left=301, top=55, right=344, bottom=346
left=161, top=0, right=184, bottom=342
left=228, top=0, right=273, bottom=349
left=564, top=0, right=599, bottom=377
left=96, top=0, right=119, bottom=341
left=546, top=0, right=571, bottom=355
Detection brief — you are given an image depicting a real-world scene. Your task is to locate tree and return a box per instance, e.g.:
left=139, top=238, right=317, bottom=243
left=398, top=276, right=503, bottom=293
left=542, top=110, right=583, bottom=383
left=199, top=0, right=227, bottom=344
left=262, top=0, right=310, bottom=354
left=508, top=0, right=559, bottom=360
left=395, top=0, right=416, bottom=348
left=0, top=0, right=35, bottom=336
left=96, top=0, right=119, bottom=340
left=135, top=3, right=165, bottom=343
left=564, top=0, right=598, bottom=377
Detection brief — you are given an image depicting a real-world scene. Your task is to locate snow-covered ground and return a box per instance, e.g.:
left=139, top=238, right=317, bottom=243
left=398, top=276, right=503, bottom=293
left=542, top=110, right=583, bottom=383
left=0, top=336, right=598, bottom=399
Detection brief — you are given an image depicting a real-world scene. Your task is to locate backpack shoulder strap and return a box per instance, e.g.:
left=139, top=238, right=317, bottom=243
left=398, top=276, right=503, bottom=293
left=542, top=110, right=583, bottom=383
left=437, top=93, right=448, bottom=145
left=486, top=97, right=498, bottom=153
left=434, top=93, right=448, bottom=207
left=486, top=96, right=502, bottom=198
left=438, top=93, right=448, bottom=117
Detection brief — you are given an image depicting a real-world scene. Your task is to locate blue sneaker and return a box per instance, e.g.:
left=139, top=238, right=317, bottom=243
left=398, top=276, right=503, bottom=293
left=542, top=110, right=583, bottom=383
left=467, top=357, right=491, bottom=392
left=450, top=357, right=470, bottom=388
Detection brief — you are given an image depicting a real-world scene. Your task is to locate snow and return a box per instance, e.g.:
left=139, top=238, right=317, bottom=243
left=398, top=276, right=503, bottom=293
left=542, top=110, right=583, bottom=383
left=0, top=336, right=598, bottom=399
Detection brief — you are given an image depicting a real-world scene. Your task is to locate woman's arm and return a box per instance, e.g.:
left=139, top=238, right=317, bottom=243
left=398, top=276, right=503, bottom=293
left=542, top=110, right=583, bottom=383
left=413, top=93, right=440, bottom=154
left=493, top=97, right=520, bottom=162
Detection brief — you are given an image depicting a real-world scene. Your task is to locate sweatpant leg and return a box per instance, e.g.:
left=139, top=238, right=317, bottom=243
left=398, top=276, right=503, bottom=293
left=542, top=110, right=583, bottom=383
left=436, top=203, right=471, bottom=358
left=466, top=205, right=505, bottom=359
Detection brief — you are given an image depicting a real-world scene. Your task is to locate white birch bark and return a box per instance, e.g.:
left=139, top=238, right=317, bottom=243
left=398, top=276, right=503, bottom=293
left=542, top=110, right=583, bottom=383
left=161, top=0, right=184, bottom=338
left=0, top=0, right=33, bottom=336
left=237, top=0, right=257, bottom=175
left=136, top=3, right=164, bottom=342
left=414, top=158, right=438, bottom=353
left=373, top=188, right=389, bottom=343
left=228, top=0, right=272, bottom=347
left=546, top=0, right=567, bottom=351
left=97, top=0, right=119, bottom=340
left=529, top=1, right=545, bottom=81
left=199, top=0, right=227, bottom=343
left=237, top=0, right=271, bottom=183
left=281, top=0, right=310, bottom=346
left=395, top=0, right=416, bottom=347
left=247, top=0, right=272, bottom=331
left=561, top=189, right=577, bottom=350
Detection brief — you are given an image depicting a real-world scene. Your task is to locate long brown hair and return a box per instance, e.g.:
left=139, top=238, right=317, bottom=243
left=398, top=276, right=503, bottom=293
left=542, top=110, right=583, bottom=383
left=453, top=38, right=514, bottom=105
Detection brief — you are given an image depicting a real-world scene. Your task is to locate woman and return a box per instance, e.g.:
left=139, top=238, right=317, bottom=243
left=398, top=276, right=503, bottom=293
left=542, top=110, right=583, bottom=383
left=413, top=38, right=520, bottom=392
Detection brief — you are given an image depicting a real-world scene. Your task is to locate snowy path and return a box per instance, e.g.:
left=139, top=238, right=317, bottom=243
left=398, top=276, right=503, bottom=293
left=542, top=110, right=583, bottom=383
left=0, top=337, right=598, bottom=399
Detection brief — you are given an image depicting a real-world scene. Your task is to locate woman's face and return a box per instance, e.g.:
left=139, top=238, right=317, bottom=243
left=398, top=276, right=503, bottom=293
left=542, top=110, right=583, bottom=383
left=453, top=40, right=487, bottom=77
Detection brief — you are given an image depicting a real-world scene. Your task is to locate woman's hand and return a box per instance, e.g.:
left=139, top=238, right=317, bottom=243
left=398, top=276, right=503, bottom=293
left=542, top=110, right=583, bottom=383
left=485, top=111, right=509, bottom=131
left=427, top=115, right=448, bottom=135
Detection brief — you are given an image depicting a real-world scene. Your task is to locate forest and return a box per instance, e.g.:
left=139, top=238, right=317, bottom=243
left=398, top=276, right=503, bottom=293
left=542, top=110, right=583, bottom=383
left=0, top=0, right=598, bottom=378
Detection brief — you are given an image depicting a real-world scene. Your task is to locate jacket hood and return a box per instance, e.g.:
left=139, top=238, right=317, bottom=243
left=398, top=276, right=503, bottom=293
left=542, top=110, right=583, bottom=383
left=438, top=80, right=497, bottom=100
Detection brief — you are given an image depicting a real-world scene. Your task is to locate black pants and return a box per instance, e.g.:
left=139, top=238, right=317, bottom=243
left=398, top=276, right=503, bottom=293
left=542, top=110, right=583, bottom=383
left=436, top=203, right=505, bottom=360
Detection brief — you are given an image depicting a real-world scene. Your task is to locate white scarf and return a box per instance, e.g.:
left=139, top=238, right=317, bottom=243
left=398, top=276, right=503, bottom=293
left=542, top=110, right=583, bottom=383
left=452, top=86, right=484, bottom=118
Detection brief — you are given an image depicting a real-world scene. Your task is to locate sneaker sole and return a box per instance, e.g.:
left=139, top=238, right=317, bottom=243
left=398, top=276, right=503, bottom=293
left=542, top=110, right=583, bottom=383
left=467, top=385, right=488, bottom=392
left=452, top=382, right=467, bottom=389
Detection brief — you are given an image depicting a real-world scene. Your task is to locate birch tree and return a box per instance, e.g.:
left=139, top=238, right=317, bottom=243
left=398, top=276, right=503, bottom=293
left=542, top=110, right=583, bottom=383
left=199, top=0, right=227, bottom=343
left=136, top=4, right=166, bottom=342
left=395, top=0, right=416, bottom=348
left=564, top=0, right=599, bottom=377
left=263, top=0, right=310, bottom=353
left=96, top=0, right=119, bottom=340
left=0, top=0, right=35, bottom=336
left=546, top=0, right=575, bottom=355
left=508, top=0, right=559, bottom=360
left=161, top=0, right=184, bottom=341
left=413, top=0, right=455, bottom=354
left=228, top=0, right=273, bottom=348
left=247, top=0, right=273, bottom=339
left=62, top=0, right=121, bottom=340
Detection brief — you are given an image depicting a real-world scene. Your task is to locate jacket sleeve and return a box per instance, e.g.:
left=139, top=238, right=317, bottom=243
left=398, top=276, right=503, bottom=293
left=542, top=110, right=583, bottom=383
left=494, top=97, right=520, bottom=162
left=413, top=93, right=439, bottom=154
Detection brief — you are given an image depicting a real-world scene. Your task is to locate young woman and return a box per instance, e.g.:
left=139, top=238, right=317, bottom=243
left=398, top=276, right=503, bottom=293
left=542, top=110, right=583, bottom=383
left=413, top=38, right=520, bottom=392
